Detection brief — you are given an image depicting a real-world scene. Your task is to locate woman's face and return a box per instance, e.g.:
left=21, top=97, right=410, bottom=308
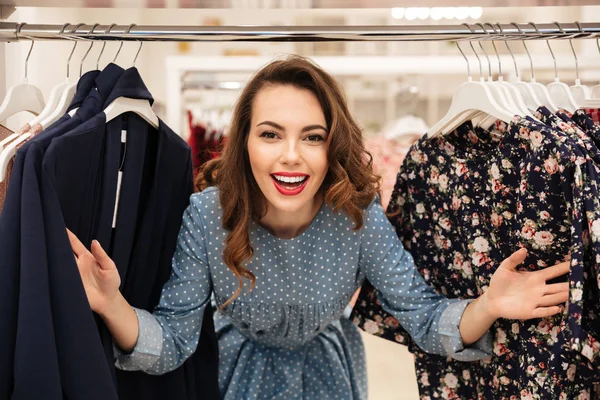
left=247, top=84, right=329, bottom=215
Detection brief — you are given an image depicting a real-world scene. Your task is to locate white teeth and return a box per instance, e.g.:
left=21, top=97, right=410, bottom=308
left=273, top=175, right=307, bottom=183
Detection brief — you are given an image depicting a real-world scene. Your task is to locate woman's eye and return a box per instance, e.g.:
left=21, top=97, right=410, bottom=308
left=260, top=131, right=278, bottom=139
left=306, top=134, right=325, bottom=142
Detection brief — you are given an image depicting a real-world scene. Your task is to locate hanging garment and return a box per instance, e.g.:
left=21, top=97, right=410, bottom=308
left=0, top=66, right=106, bottom=400
left=39, top=68, right=219, bottom=400
left=353, top=116, right=600, bottom=399
left=365, top=134, right=421, bottom=208
left=113, top=187, right=493, bottom=400
left=187, top=111, right=225, bottom=178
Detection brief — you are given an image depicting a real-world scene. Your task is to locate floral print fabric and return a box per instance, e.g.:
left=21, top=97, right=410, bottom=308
left=352, top=114, right=600, bottom=399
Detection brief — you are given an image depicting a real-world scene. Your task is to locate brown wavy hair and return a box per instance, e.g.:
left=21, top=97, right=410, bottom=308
left=196, top=55, right=380, bottom=309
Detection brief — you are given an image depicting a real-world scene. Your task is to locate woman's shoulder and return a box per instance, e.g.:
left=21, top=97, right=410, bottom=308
left=189, top=186, right=222, bottom=217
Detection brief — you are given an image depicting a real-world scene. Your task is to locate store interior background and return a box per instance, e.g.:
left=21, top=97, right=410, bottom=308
left=2, top=1, right=600, bottom=398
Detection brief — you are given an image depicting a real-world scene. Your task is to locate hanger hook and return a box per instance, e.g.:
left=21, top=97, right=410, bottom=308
left=80, top=23, right=100, bottom=77
left=58, top=23, right=71, bottom=78
left=572, top=21, right=583, bottom=82
left=512, top=22, right=535, bottom=81
left=483, top=23, right=502, bottom=77
left=497, top=23, right=519, bottom=80
left=456, top=41, right=471, bottom=80
left=114, top=24, right=136, bottom=63
left=133, top=40, right=143, bottom=67
left=462, top=23, right=482, bottom=79
left=530, top=22, right=558, bottom=80
left=67, top=23, right=85, bottom=80
left=97, top=23, right=116, bottom=70
left=16, top=23, right=35, bottom=82
left=473, top=22, right=493, bottom=79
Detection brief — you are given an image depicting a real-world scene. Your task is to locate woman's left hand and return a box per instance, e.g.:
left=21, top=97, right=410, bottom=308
left=484, top=248, right=570, bottom=320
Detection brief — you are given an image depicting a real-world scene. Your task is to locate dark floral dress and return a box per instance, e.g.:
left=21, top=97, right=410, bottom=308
left=352, top=115, right=600, bottom=399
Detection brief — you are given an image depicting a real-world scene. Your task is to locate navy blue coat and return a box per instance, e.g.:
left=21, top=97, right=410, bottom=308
left=0, top=65, right=122, bottom=400
left=42, top=68, right=219, bottom=400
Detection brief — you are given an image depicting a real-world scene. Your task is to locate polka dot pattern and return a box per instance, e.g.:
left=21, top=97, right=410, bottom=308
left=115, top=187, right=481, bottom=399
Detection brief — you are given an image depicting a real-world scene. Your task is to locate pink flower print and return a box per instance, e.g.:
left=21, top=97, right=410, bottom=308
left=500, top=376, right=511, bottom=385
left=473, top=237, right=490, bottom=252
left=566, top=364, right=576, bottom=381
left=462, top=262, right=473, bottom=277
left=511, top=323, right=520, bottom=334
left=540, top=211, right=550, bottom=220
left=462, top=370, right=471, bottom=381
left=533, top=231, right=554, bottom=247
left=491, top=163, right=501, bottom=180
left=439, top=217, right=451, bottom=231
left=383, top=316, right=399, bottom=328
left=455, top=163, right=468, bottom=177
left=572, top=288, right=583, bottom=302
left=451, top=195, right=461, bottom=210
left=590, top=219, right=600, bottom=242
left=491, top=213, right=503, bottom=227
left=363, top=320, right=380, bottom=335
left=537, top=319, right=551, bottom=334
left=520, top=389, right=534, bottom=400
left=420, top=372, right=430, bottom=386
left=491, top=178, right=503, bottom=193
left=519, top=126, right=530, bottom=139
left=577, top=393, right=591, bottom=400
left=438, top=174, right=449, bottom=190
left=430, top=168, right=439, bottom=184
left=444, top=373, right=458, bottom=389
left=497, top=328, right=507, bottom=344
left=526, top=365, right=536, bottom=375
left=472, top=252, right=490, bottom=267
left=529, top=130, right=544, bottom=148
left=521, top=225, right=535, bottom=240
left=519, top=180, right=527, bottom=193
left=544, top=157, right=559, bottom=175
left=467, top=130, right=479, bottom=144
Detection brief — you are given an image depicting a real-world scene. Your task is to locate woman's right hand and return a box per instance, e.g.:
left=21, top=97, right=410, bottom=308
left=67, top=229, right=121, bottom=316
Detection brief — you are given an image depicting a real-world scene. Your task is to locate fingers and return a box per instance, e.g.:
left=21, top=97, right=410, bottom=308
left=544, top=282, right=569, bottom=295
left=67, top=228, right=88, bottom=258
left=531, top=306, right=564, bottom=319
left=537, top=292, right=569, bottom=307
left=499, top=248, right=527, bottom=271
left=540, top=261, right=570, bottom=281
left=90, top=240, right=114, bottom=270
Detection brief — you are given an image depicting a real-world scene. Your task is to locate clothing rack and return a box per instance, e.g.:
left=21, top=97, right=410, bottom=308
left=0, top=22, right=600, bottom=42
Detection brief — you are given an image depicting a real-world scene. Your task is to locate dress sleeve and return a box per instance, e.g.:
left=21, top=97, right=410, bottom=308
left=114, top=195, right=213, bottom=375
left=359, top=198, right=492, bottom=361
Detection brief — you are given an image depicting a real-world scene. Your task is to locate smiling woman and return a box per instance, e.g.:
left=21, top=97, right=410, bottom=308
left=68, top=55, right=572, bottom=400
left=198, top=56, right=381, bottom=306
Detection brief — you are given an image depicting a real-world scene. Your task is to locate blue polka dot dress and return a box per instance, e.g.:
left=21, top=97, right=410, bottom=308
left=115, top=187, right=492, bottom=399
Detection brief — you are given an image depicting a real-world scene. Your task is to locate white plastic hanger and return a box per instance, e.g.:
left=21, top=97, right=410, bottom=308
left=0, top=23, right=46, bottom=124
left=40, top=23, right=93, bottom=127
left=568, top=22, right=592, bottom=105
left=471, top=23, right=523, bottom=121
left=427, top=40, right=514, bottom=139
left=535, top=22, right=578, bottom=113
left=103, top=39, right=159, bottom=128
left=497, top=23, right=542, bottom=112
left=483, top=23, right=533, bottom=118
left=513, top=22, right=558, bottom=112
left=28, top=23, right=73, bottom=127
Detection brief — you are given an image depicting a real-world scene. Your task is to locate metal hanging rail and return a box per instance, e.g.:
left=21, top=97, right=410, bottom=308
left=0, top=22, right=599, bottom=42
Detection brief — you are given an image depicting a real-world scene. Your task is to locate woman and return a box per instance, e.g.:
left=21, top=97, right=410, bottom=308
left=68, top=56, right=570, bottom=399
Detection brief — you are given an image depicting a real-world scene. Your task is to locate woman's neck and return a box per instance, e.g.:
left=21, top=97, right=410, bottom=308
left=258, top=195, right=323, bottom=239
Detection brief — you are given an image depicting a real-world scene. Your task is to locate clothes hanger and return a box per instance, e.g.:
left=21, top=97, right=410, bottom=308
left=482, top=22, right=533, bottom=118
left=39, top=23, right=92, bottom=127
left=499, top=23, right=542, bottom=111
left=466, top=24, right=516, bottom=118
left=537, top=22, right=578, bottom=113
left=513, top=22, right=558, bottom=112
left=28, top=23, right=73, bottom=128
left=569, top=21, right=592, bottom=106
left=467, top=23, right=521, bottom=119
left=427, top=37, right=514, bottom=139
left=0, top=23, right=46, bottom=124
left=103, top=32, right=159, bottom=128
